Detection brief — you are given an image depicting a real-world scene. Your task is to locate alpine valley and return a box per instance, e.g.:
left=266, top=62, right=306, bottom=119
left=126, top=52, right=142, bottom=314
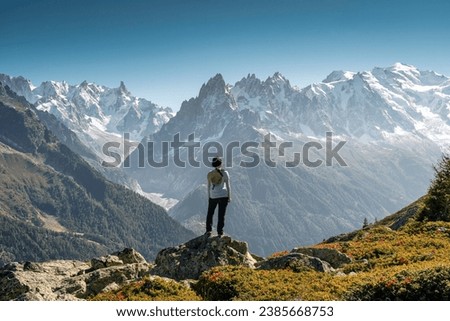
left=1, top=62, right=449, bottom=258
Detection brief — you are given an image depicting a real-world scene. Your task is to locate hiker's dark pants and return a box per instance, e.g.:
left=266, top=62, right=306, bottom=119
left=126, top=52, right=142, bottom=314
left=206, top=197, right=228, bottom=234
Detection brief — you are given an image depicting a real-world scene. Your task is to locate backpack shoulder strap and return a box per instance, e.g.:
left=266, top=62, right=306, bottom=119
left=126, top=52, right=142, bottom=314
left=216, top=168, right=224, bottom=177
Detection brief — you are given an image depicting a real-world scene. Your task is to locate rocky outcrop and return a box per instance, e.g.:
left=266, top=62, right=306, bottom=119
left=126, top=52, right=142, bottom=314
left=0, top=248, right=151, bottom=301
left=89, top=248, right=147, bottom=270
left=0, top=237, right=354, bottom=301
left=256, top=253, right=333, bottom=273
left=151, top=235, right=257, bottom=280
left=253, top=246, right=351, bottom=272
left=291, top=247, right=351, bottom=269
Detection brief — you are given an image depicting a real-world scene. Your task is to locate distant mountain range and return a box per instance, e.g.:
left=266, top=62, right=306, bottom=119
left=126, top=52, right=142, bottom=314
left=0, top=83, right=194, bottom=266
left=1, top=63, right=449, bottom=257
left=0, top=74, right=173, bottom=160
left=126, top=63, right=447, bottom=255
left=3, top=63, right=448, bottom=153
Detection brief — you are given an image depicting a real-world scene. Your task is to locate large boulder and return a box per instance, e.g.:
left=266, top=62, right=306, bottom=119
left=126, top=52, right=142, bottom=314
left=256, top=253, right=333, bottom=273
left=90, top=248, right=147, bottom=270
left=151, top=235, right=257, bottom=280
left=0, top=248, right=151, bottom=301
left=291, top=247, right=351, bottom=269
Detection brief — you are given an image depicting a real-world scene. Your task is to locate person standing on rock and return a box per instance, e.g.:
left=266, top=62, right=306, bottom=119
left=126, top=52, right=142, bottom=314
left=205, top=157, right=231, bottom=237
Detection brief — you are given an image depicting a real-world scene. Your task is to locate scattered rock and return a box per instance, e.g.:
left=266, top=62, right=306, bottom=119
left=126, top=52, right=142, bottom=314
left=83, top=264, right=150, bottom=296
left=256, top=253, right=333, bottom=273
left=151, top=235, right=257, bottom=280
left=23, top=261, right=44, bottom=272
left=90, top=255, right=123, bottom=271
left=115, top=248, right=146, bottom=264
left=0, top=260, right=90, bottom=300
left=291, top=247, right=351, bottom=268
left=0, top=249, right=151, bottom=301
left=89, top=248, right=146, bottom=271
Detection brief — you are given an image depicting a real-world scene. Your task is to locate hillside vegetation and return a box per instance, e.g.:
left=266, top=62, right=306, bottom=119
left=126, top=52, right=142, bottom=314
left=93, top=156, right=450, bottom=301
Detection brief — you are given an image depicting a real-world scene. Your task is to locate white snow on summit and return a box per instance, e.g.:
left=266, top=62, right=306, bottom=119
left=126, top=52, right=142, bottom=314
left=229, top=63, right=450, bottom=150
left=2, top=62, right=450, bottom=160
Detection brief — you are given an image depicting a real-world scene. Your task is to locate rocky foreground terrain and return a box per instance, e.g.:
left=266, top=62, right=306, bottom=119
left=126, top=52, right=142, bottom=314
left=0, top=235, right=350, bottom=301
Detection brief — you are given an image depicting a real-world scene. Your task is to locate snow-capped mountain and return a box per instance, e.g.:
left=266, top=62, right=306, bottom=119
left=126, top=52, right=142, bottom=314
left=127, top=63, right=448, bottom=256
left=232, top=63, right=450, bottom=150
left=0, top=74, right=174, bottom=160
left=156, top=74, right=239, bottom=142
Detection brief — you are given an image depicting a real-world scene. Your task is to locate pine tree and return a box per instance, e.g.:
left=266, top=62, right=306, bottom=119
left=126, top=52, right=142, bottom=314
left=363, top=217, right=369, bottom=228
left=419, top=155, right=450, bottom=221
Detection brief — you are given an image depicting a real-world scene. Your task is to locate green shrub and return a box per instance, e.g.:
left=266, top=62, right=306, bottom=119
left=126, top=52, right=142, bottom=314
left=193, top=265, right=337, bottom=301
left=91, top=277, right=201, bottom=301
left=344, top=266, right=450, bottom=300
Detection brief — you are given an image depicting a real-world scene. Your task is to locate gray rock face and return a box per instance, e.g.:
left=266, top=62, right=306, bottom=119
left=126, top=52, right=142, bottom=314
left=291, top=247, right=352, bottom=269
left=90, top=248, right=147, bottom=270
left=151, top=235, right=257, bottom=280
left=256, top=253, right=333, bottom=273
left=115, top=248, right=147, bottom=264
left=0, top=248, right=151, bottom=301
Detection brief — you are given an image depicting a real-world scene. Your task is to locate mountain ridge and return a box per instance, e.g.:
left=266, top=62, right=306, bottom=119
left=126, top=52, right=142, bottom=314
left=3, top=62, right=449, bottom=155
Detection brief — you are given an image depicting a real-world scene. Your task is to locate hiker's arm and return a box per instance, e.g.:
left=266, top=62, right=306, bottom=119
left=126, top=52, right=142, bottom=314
left=207, top=178, right=211, bottom=199
left=226, top=174, right=231, bottom=202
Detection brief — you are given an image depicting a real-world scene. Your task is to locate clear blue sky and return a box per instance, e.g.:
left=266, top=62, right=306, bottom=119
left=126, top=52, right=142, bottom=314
left=1, top=0, right=450, bottom=110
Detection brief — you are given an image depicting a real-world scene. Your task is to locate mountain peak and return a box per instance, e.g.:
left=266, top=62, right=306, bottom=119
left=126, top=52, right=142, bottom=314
left=390, top=62, right=418, bottom=72
left=263, top=72, right=292, bottom=92
left=323, top=70, right=356, bottom=83
left=207, top=73, right=226, bottom=86
left=35, top=80, right=68, bottom=98
left=266, top=72, right=288, bottom=83
left=374, top=63, right=421, bottom=80
left=273, top=71, right=286, bottom=80
left=372, top=63, right=449, bottom=86
left=198, top=73, right=227, bottom=99
left=118, top=81, right=129, bottom=94
left=234, top=73, right=262, bottom=89
left=0, top=74, right=36, bottom=102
